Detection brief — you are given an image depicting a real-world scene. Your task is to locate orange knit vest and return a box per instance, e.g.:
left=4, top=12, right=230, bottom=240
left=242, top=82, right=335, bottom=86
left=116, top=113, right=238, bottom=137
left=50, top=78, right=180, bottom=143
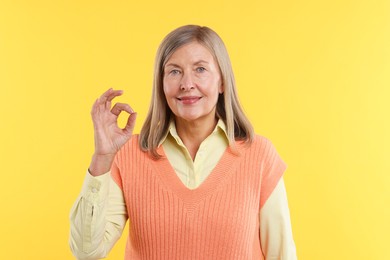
left=111, top=135, right=286, bottom=260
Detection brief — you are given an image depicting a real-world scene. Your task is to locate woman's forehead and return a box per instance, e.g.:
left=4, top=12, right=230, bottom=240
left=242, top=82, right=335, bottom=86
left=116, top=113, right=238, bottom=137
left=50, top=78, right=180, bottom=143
left=165, top=42, right=215, bottom=65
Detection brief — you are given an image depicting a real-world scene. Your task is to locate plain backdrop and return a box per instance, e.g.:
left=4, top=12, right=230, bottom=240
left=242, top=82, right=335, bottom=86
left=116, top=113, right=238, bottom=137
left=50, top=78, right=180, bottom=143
left=1, top=0, right=389, bottom=259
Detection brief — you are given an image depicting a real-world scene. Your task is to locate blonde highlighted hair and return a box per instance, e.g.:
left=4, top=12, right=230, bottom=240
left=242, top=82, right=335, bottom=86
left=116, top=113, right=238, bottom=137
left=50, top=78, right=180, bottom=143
left=140, top=25, right=254, bottom=158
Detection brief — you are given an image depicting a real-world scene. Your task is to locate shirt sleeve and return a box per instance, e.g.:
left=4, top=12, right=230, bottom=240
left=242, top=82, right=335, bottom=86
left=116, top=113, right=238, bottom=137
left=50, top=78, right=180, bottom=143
left=69, top=170, right=128, bottom=260
left=260, top=178, right=297, bottom=260
left=259, top=139, right=287, bottom=209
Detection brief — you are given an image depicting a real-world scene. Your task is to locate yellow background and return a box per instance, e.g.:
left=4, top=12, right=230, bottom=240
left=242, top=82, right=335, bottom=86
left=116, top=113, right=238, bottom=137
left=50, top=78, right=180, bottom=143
left=1, top=0, right=389, bottom=259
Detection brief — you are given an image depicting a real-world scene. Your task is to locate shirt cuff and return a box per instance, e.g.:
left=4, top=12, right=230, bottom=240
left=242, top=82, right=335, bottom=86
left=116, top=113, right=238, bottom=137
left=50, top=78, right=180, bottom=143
left=80, top=170, right=111, bottom=203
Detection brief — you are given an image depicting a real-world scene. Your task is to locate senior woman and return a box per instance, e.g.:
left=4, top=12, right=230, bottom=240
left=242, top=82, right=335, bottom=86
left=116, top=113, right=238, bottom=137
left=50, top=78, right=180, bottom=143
left=70, top=25, right=297, bottom=259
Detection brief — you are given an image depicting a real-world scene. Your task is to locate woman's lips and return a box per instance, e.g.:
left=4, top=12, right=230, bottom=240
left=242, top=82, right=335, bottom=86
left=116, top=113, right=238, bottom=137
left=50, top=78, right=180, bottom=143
left=177, top=96, right=201, bottom=105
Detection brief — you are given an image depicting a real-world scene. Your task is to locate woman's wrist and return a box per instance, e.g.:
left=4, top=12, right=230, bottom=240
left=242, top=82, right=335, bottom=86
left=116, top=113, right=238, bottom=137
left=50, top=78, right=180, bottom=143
left=89, top=153, right=116, bottom=176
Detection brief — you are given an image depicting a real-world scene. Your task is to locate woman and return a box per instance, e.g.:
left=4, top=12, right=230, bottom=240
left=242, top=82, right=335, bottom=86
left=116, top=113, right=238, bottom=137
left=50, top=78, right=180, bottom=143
left=70, top=25, right=297, bottom=259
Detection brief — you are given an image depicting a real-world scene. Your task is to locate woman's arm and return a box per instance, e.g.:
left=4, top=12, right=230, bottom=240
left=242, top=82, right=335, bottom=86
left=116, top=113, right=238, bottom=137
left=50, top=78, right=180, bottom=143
left=260, top=178, right=297, bottom=259
left=69, top=88, right=136, bottom=259
left=69, top=171, right=127, bottom=260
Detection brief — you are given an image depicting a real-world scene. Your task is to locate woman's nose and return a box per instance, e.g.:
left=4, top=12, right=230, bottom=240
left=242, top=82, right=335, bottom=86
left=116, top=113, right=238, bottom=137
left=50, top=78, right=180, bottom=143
left=180, top=73, right=195, bottom=91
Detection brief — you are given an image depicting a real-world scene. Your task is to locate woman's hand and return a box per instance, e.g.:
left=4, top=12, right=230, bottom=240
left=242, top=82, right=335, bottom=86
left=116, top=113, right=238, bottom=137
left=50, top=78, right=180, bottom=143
left=89, top=88, right=137, bottom=176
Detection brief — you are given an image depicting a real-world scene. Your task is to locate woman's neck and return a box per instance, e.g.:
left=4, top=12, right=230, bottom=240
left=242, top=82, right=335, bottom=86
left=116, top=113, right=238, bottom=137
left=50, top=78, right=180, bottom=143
left=175, top=117, right=218, bottom=161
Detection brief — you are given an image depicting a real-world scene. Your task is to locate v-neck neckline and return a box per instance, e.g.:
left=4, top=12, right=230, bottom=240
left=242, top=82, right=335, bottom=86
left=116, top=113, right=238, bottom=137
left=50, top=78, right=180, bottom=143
left=148, top=144, right=243, bottom=204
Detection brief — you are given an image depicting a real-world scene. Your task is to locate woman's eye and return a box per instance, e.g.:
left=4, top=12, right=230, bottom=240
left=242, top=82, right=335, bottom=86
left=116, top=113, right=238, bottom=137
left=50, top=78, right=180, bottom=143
left=170, top=69, right=180, bottom=75
left=196, top=67, right=206, bottom=73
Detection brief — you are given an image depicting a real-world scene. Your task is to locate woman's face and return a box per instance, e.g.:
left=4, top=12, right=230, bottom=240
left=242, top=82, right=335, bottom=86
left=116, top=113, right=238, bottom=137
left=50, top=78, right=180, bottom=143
left=163, top=42, right=223, bottom=125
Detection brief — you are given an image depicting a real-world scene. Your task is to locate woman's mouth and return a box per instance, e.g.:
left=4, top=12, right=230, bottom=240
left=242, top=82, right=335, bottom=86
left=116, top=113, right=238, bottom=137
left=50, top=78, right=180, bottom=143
left=177, top=96, right=201, bottom=104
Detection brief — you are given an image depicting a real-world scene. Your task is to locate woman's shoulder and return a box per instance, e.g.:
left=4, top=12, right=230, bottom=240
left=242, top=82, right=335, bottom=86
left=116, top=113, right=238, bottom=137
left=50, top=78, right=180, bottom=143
left=238, top=134, right=281, bottom=157
left=252, top=134, right=285, bottom=163
left=251, top=134, right=273, bottom=148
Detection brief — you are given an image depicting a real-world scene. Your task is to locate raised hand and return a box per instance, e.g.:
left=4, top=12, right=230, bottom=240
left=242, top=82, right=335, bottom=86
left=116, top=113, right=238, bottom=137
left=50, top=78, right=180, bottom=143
left=89, top=88, right=137, bottom=176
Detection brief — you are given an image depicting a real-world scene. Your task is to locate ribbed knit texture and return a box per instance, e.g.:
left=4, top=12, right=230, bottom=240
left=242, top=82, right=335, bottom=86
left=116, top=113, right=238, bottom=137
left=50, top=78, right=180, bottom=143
left=111, top=135, right=286, bottom=260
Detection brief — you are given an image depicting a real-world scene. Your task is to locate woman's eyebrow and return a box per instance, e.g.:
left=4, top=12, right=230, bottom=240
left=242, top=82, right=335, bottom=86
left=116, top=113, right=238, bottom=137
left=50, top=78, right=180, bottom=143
left=165, top=63, right=180, bottom=68
left=194, top=60, right=209, bottom=65
left=165, top=60, right=209, bottom=68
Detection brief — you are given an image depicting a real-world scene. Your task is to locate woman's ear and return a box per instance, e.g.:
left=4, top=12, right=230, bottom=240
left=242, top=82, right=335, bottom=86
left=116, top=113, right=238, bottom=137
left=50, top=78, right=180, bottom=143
left=219, top=83, right=224, bottom=94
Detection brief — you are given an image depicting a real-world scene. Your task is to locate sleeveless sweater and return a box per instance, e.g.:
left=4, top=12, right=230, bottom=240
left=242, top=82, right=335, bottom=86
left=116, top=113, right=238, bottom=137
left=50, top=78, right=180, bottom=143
left=111, top=135, right=286, bottom=260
